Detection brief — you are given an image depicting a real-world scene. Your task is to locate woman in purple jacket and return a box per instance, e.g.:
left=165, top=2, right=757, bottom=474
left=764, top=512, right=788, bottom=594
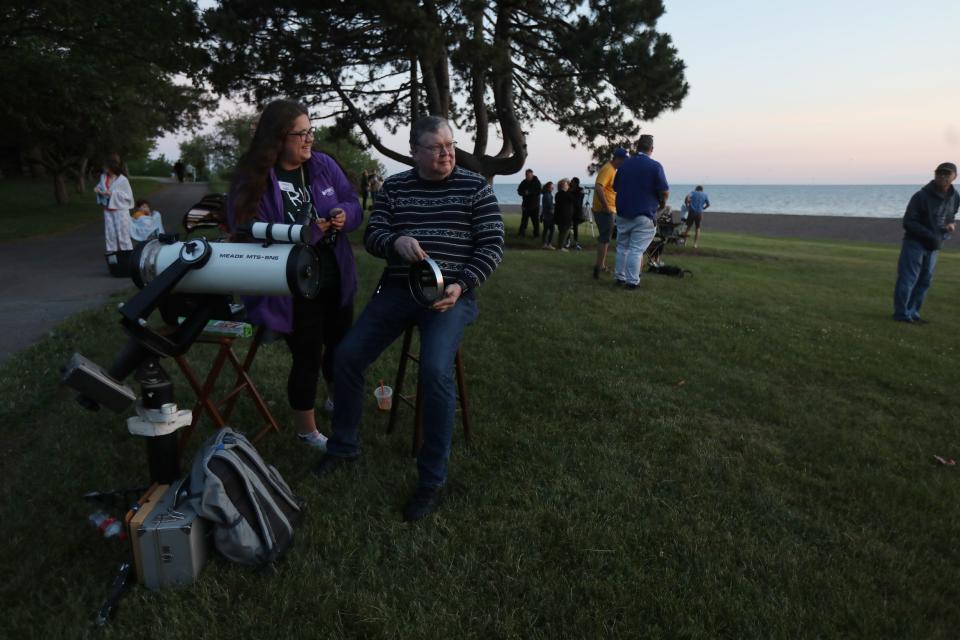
left=227, top=99, right=363, bottom=451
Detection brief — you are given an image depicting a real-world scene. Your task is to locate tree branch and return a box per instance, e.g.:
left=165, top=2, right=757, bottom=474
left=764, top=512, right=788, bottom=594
left=331, top=81, right=412, bottom=166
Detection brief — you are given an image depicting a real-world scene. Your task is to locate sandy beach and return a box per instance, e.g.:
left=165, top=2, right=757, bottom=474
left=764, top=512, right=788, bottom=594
left=498, top=204, right=956, bottom=251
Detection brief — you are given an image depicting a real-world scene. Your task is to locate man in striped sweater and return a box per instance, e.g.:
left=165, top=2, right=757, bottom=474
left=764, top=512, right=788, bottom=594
left=314, top=116, right=504, bottom=522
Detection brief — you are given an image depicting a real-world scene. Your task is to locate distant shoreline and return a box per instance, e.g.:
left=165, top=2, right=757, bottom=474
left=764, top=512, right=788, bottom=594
left=495, top=183, right=923, bottom=218
left=498, top=204, right=956, bottom=250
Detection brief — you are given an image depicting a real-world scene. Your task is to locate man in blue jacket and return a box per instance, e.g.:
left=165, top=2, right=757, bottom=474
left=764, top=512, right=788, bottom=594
left=892, top=162, right=958, bottom=323
left=612, top=135, right=669, bottom=289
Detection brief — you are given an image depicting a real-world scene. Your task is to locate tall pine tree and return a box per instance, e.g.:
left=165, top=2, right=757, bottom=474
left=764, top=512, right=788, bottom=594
left=203, top=0, right=688, bottom=179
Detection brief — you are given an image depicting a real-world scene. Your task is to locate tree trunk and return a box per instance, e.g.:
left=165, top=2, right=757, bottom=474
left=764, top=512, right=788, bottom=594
left=74, top=157, right=88, bottom=193
left=53, top=172, right=70, bottom=204
left=410, top=54, right=420, bottom=124
left=25, top=146, right=47, bottom=179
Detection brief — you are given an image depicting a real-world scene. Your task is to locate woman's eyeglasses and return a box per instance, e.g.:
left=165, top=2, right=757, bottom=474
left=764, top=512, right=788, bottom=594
left=287, top=127, right=318, bottom=141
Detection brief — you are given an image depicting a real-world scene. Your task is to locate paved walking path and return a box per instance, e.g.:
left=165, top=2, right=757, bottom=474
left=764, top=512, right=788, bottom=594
left=0, top=181, right=210, bottom=365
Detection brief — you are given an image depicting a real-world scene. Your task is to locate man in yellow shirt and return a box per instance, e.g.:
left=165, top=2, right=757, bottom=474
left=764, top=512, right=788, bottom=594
left=592, top=148, right=628, bottom=279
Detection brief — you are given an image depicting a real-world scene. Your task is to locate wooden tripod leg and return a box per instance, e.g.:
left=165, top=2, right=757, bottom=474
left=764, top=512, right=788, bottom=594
left=412, top=377, right=424, bottom=457
left=388, top=326, right=414, bottom=435
left=175, top=344, right=229, bottom=454
left=224, top=347, right=280, bottom=444
left=455, top=347, right=471, bottom=444
left=221, top=326, right=265, bottom=422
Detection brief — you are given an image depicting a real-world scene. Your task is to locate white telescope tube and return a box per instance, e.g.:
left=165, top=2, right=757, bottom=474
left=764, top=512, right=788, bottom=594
left=136, top=239, right=320, bottom=298
left=250, top=222, right=308, bottom=244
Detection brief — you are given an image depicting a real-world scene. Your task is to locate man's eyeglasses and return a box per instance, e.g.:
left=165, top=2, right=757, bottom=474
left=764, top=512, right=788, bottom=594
left=418, top=141, right=457, bottom=157
left=287, top=127, right=317, bottom=141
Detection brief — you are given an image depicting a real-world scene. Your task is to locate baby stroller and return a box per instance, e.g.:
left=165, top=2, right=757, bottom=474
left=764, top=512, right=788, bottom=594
left=182, top=193, right=228, bottom=237
left=130, top=209, right=165, bottom=244
left=645, top=205, right=686, bottom=268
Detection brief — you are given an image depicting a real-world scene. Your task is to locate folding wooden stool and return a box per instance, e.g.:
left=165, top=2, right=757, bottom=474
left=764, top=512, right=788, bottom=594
left=386, top=325, right=472, bottom=456
left=173, top=325, right=279, bottom=452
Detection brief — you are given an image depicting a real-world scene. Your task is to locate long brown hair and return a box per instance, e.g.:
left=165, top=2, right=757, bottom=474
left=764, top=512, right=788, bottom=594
left=232, top=99, right=309, bottom=227
left=104, top=154, right=127, bottom=177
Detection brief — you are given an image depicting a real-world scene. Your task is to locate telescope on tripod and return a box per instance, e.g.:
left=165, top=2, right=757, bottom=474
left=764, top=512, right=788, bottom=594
left=62, top=223, right=319, bottom=483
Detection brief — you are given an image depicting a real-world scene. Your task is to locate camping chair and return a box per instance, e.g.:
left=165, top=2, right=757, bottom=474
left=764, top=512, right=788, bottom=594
left=173, top=323, right=280, bottom=452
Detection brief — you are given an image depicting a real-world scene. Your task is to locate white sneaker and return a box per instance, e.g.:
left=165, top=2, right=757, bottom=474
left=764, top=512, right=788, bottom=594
left=296, top=430, right=328, bottom=451
left=323, top=398, right=335, bottom=414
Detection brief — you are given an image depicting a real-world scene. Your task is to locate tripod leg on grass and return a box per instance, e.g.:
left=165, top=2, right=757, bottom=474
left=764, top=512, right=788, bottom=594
left=95, top=557, right=134, bottom=627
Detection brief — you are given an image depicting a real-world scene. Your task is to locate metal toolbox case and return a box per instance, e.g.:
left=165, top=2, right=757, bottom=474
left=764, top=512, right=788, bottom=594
left=136, top=483, right=209, bottom=590
left=126, top=483, right=170, bottom=586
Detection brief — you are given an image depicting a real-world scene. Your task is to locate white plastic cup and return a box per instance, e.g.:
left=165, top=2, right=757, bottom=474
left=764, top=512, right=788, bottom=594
left=373, top=385, right=393, bottom=411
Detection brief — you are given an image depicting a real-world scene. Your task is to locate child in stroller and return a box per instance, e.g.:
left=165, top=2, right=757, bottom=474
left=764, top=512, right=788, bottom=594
left=129, top=199, right=165, bottom=243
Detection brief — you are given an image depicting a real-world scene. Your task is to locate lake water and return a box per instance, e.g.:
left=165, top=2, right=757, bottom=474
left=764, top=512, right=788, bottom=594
left=493, top=183, right=923, bottom=219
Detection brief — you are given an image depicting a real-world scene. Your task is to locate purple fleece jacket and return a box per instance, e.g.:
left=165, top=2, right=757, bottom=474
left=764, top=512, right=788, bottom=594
left=226, top=151, right=363, bottom=333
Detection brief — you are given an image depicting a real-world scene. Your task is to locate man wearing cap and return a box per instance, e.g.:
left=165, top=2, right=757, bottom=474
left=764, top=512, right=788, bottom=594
left=892, top=162, right=958, bottom=323
left=611, top=135, right=669, bottom=289
left=591, top=148, right=628, bottom=279
left=314, top=115, right=504, bottom=521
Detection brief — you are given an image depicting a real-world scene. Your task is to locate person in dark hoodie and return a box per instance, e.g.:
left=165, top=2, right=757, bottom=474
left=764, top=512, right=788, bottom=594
left=517, top=169, right=542, bottom=238
left=554, top=178, right=575, bottom=251
left=892, top=162, right=958, bottom=323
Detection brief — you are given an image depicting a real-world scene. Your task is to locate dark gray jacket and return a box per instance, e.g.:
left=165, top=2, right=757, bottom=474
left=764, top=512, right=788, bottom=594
left=518, top=177, right=542, bottom=208
left=903, top=181, right=958, bottom=250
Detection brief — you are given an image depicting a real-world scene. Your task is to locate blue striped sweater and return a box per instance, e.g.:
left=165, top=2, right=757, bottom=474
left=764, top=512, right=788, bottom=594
left=365, top=166, right=505, bottom=293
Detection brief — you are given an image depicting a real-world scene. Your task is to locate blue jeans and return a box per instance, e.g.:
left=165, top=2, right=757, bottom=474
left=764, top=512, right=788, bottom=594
left=893, top=237, right=939, bottom=320
left=327, top=285, right=478, bottom=488
left=614, top=215, right=657, bottom=285
left=541, top=214, right=555, bottom=245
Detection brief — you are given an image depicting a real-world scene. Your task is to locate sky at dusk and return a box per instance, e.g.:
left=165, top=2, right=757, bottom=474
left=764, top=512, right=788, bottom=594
left=157, top=1, right=960, bottom=185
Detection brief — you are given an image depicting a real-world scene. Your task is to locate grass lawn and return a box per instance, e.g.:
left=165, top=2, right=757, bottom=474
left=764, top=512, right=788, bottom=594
left=1, top=222, right=958, bottom=638
left=0, top=177, right=169, bottom=242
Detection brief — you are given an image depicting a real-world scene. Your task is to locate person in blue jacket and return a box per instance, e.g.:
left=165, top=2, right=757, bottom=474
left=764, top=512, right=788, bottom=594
left=683, top=185, right=711, bottom=248
left=226, top=99, right=363, bottom=450
left=612, top=134, right=669, bottom=289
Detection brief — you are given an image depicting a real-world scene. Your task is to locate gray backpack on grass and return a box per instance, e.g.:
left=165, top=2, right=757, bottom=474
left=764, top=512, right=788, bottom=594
left=187, top=427, right=305, bottom=567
